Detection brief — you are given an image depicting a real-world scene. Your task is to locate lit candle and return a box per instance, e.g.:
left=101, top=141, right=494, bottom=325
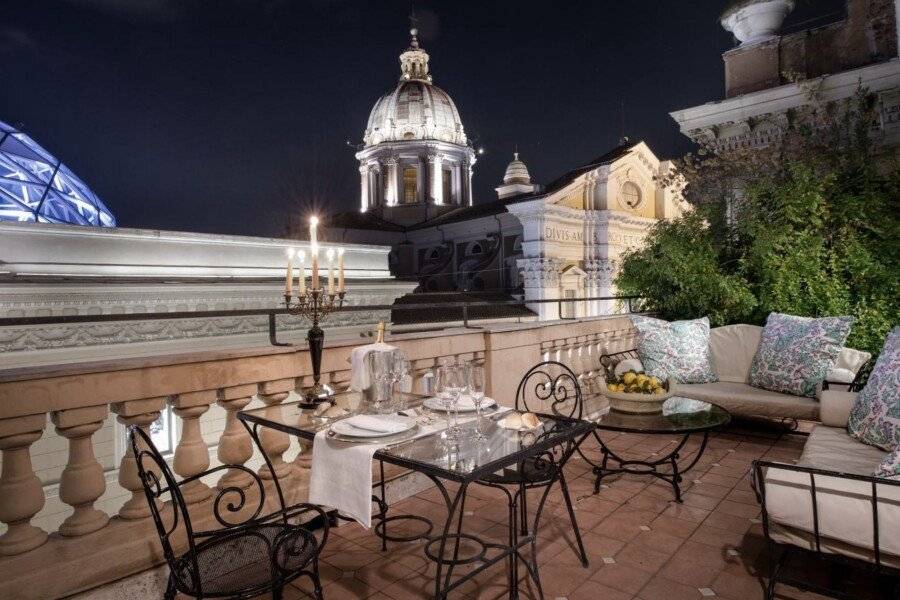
left=296, top=250, right=306, bottom=294
left=311, top=244, right=319, bottom=289
left=326, top=248, right=335, bottom=295
left=309, top=216, right=318, bottom=247
left=284, top=248, right=294, bottom=295
left=338, top=248, right=345, bottom=293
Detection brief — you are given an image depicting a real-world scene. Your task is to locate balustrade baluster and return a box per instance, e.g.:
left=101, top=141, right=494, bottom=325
left=256, top=379, right=294, bottom=481
left=169, top=391, right=215, bottom=504
left=112, top=398, right=165, bottom=520
left=216, top=384, right=257, bottom=490
left=0, top=414, right=47, bottom=555
left=52, top=406, right=110, bottom=536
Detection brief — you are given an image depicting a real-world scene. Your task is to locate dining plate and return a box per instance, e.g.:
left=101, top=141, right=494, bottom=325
left=422, top=396, right=497, bottom=413
left=329, top=414, right=417, bottom=439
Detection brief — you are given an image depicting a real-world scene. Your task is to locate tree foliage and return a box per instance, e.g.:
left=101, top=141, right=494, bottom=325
left=617, top=88, right=899, bottom=356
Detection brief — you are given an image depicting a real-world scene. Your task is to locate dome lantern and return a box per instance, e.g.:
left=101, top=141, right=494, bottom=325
left=399, top=28, right=432, bottom=83
left=496, top=151, right=539, bottom=200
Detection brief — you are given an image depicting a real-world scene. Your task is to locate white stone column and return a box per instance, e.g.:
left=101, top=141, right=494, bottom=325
left=217, top=384, right=256, bottom=490
left=359, top=166, right=369, bottom=212
left=112, top=398, right=166, bottom=520
left=0, top=414, right=47, bottom=555
left=386, top=158, right=398, bottom=206
left=168, top=391, right=215, bottom=505
left=429, top=153, right=442, bottom=205
left=517, top=257, right=562, bottom=321
left=52, top=406, right=109, bottom=537
left=467, top=162, right=474, bottom=206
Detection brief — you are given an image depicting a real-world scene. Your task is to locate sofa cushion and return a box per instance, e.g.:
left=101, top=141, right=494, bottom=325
left=875, top=448, right=900, bottom=479
left=834, top=347, right=872, bottom=377
left=749, top=313, right=854, bottom=398
left=676, top=381, right=819, bottom=420
left=848, top=326, right=900, bottom=451
left=762, top=425, right=900, bottom=565
left=630, top=315, right=717, bottom=384
left=708, top=324, right=762, bottom=383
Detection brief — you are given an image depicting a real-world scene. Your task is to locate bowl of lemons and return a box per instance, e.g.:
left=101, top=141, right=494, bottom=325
left=600, top=370, right=675, bottom=414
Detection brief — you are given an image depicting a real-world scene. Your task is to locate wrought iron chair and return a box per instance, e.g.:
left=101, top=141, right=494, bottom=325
left=475, top=360, right=590, bottom=567
left=129, top=425, right=328, bottom=600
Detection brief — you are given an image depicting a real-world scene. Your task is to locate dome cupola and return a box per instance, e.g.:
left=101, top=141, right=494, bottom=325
left=355, top=25, right=476, bottom=218
left=362, top=28, right=467, bottom=148
left=721, top=0, right=795, bottom=46
left=496, top=151, right=539, bottom=200
left=502, top=152, right=532, bottom=185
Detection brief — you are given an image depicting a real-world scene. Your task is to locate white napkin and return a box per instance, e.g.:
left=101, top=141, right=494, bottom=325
left=349, top=342, right=396, bottom=391
left=343, top=414, right=410, bottom=434
left=308, top=407, right=510, bottom=528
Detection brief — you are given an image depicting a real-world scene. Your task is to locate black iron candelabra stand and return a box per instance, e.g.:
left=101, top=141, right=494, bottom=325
left=284, top=288, right=346, bottom=407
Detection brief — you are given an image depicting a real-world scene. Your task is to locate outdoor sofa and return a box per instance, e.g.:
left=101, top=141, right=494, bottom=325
left=673, top=324, right=871, bottom=423
left=754, top=389, right=900, bottom=596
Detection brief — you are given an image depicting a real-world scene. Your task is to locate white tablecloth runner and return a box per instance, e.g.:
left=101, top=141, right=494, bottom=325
left=308, top=402, right=506, bottom=528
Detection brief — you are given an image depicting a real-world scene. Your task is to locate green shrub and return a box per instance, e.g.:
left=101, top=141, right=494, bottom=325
left=617, top=89, right=899, bottom=357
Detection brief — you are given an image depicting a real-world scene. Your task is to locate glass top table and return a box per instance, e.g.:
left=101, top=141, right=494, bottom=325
left=237, top=389, right=594, bottom=599
left=580, top=396, right=732, bottom=502
left=238, top=390, right=594, bottom=483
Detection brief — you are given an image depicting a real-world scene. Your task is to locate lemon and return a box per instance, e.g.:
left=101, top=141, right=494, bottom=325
left=649, top=376, right=660, bottom=387
left=654, top=387, right=666, bottom=395
left=622, top=372, right=637, bottom=385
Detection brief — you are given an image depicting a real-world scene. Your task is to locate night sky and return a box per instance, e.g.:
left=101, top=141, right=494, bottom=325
left=2, top=0, right=844, bottom=237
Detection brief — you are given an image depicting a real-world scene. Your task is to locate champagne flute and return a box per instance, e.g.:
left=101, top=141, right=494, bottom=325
left=467, top=363, right=487, bottom=440
left=438, top=365, right=463, bottom=441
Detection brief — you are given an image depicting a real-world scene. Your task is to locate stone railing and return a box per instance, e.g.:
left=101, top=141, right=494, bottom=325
left=0, top=315, right=635, bottom=599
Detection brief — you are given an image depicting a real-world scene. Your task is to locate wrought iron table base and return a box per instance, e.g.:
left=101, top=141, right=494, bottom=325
left=369, top=467, right=559, bottom=599
left=590, top=431, right=710, bottom=503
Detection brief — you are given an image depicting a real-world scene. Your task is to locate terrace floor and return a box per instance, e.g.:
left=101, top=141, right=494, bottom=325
left=175, top=425, right=883, bottom=600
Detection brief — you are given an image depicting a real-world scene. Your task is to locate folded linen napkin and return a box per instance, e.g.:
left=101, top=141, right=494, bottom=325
left=342, top=414, right=410, bottom=434
left=308, top=407, right=510, bottom=528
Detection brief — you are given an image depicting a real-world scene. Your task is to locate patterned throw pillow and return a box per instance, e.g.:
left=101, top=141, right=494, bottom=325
left=630, top=315, right=717, bottom=384
left=874, top=448, right=900, bottom=479
left=849, top=327, right=900, bottom=451
left=749, top=313, right=853, bottom=398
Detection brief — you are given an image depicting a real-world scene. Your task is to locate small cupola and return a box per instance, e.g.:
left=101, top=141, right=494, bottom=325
left=721, top=0, right=795, bottom=46
left=496, top=152, right=540, bottom=200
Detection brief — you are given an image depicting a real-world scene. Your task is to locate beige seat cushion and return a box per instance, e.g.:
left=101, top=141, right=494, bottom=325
left=708, top=324, right=762, bottom=383
left=676, top=381, right=819, bottom=420
left=763, top=425, right=900, bottom=566
left=707, top=324, right=869, bottom=387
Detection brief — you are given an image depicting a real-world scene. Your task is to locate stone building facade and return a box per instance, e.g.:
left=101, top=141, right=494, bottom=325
left=326, top=28, right=686, bottom=321
left=671, top=0, right=900, bottom=151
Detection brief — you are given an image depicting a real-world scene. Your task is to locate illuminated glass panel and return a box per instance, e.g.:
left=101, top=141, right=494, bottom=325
left=0, top=120, right=116, bottom=226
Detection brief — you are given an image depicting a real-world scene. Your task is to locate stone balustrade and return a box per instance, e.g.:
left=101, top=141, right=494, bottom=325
left=0, top=315, right=636, bottom=599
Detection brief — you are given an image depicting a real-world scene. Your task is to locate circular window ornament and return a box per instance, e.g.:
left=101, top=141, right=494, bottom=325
left=621, top=181, right=642, bottom=209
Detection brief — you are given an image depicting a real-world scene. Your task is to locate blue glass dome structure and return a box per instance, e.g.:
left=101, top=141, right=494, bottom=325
left=0, top=120, right=116, bottom=226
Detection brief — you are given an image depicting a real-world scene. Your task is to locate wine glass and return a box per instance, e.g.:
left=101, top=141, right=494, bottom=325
left=392, top=355, right=411, bottom=411
left=466, top=363, right=487, bottom=440
left=436, top=365, right=463, bottom=441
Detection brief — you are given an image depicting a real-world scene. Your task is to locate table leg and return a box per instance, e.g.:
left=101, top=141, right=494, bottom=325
left=590, top=431, right=711, bottom=503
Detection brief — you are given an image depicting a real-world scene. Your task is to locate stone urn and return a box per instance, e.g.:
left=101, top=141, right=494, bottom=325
left=721, top=0, right=795, bottom=46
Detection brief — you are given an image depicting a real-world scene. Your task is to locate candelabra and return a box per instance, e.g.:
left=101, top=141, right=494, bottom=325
left=284, top=288, right=346, bottom=406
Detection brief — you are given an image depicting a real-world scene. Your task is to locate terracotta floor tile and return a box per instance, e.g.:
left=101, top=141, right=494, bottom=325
left=714, top=499, right=760, bottom=519
left=711, top=569, right=766, bottom=599
left=615, top=542, right=672, bottom=573
left=688, top=524, right=748, bottom=549
left=589, top=562, right=654, bottom=594
left=569, top=579, right=635, bottom=600
left=650, top=514, right=701, bottom=538
left=681, top=492, right=722, bottom=511
left=631, top=528, right=686, bottom=555
left=658, top=553, right=722, bottom=587
left=638, top=575, right=707, bottom=600
left=702, top=510, right=752, bottom=534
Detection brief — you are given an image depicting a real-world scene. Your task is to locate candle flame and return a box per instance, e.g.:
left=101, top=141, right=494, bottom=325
left=309, top=215, right=319, bottom=226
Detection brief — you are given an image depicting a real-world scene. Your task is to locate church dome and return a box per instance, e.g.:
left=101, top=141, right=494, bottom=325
left=363, top=29, right=467, bottom=148
left=0, top=120, right=116, bottom=226
left=502, top=152, right=531, bottom=185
